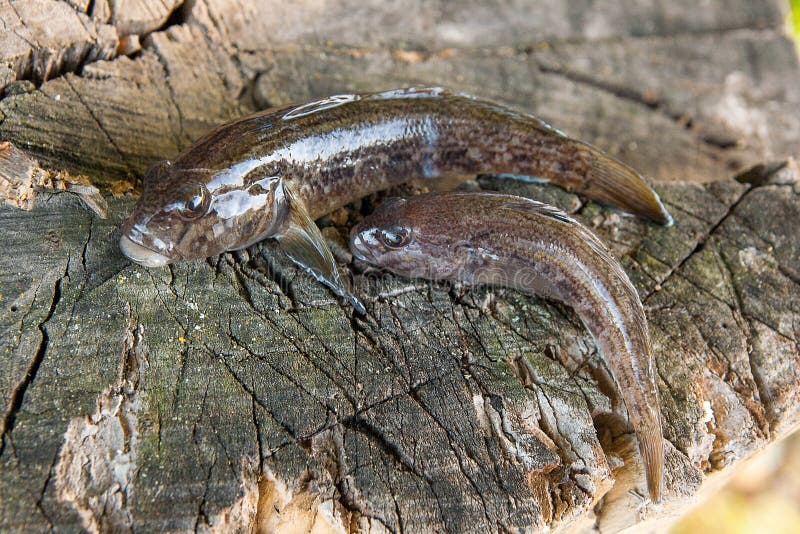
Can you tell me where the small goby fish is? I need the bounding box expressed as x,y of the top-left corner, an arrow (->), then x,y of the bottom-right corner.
350,192 -> 664,501
119,87 -> 672,312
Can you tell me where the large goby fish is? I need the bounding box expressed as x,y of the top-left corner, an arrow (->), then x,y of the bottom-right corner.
350,191 -> 664,501
119,87 -> 672,312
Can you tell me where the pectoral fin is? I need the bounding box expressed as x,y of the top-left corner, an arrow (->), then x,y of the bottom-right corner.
274,183 -> 366,314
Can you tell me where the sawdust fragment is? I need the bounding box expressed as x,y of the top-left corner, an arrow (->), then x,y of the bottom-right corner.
0,141 -> 109,217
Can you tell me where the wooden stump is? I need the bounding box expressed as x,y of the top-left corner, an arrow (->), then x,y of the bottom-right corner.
1,0 -> 799,532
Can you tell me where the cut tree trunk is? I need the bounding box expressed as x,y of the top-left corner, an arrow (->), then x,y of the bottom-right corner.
1,1 -> 799,532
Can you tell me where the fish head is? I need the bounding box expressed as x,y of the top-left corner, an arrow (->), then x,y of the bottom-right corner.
120,158 -> 286,267
350,196 -> 469,280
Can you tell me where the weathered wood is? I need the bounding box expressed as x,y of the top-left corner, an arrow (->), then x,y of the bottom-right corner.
1,0 -> 799,532
0,0 -> 117,89
2,160 -> 799,532
1,1 -> 797,186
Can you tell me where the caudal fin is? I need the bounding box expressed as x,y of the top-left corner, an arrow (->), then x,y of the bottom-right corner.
637,424 -> 665,503
578,143 -> 673,226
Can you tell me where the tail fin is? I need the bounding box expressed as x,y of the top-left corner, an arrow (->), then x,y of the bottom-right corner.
637,423 -> 665,503
577,143 -> 673,226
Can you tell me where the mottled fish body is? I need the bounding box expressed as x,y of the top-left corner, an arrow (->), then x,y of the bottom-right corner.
350,191 -> 664,501
120,87 -> 672,311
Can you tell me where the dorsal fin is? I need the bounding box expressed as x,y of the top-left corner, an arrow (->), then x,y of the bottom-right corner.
282,94 -> 361,120
366,87 -> 449,100
500,198 -> 573,224
498,196 -> 643,315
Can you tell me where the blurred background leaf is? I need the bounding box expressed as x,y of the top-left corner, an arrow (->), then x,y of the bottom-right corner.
672,431 -> 800,534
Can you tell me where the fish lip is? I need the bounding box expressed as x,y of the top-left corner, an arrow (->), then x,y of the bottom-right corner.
119,234 -> 171,267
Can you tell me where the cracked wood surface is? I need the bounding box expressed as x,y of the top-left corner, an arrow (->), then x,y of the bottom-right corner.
1,0 -> 800,532
1,0 -> 798,187
1,163 -> 800,532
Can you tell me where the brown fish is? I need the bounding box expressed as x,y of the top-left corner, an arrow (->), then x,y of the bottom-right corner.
350,192 -> 664,501
119,87 -> 672,312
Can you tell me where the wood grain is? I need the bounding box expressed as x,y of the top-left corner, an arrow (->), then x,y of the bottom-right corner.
0,0 -> 799,531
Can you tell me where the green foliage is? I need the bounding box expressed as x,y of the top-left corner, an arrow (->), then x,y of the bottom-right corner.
791,0 -> 800,46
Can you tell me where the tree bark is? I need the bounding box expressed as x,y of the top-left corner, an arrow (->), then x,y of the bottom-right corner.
1,0 -> 799,532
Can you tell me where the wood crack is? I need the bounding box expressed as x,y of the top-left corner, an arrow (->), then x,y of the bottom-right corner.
1,0 -> 799,526
644,184 -> 754,301
535,61 -> 742,155
0,1 -> 190,92
63,76 -> 137,179
0,261 -> 66,457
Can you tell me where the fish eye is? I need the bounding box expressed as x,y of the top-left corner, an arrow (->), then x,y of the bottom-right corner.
379,226 -> 411,249
177,183 -> 210,220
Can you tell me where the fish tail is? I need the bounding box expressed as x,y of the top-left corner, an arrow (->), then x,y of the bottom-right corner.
635,416 -> 665,503
578,143 -> 673,226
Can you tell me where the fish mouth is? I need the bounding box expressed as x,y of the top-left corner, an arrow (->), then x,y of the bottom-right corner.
119,234 -> 171,267
349,229 -> 375,263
